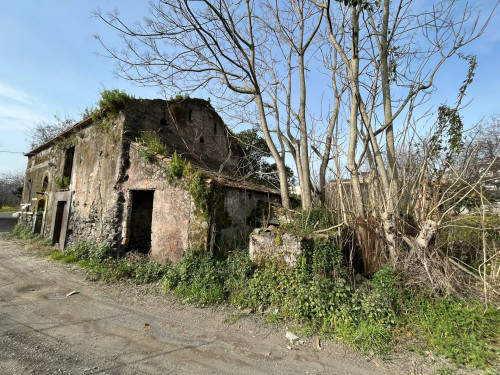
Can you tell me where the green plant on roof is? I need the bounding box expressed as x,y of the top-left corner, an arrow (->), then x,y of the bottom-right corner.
85,89 -> 134,132
97,89 -> 134,117
55,176 -> 70,190
169,93 -> 189,102
137,131 -> 169,162
169,151 -> 187,179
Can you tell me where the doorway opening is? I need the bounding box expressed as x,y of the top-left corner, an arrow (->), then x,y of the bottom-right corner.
33,199 -> 46,234
52,201 -> 67,247
128,190 -> 154,254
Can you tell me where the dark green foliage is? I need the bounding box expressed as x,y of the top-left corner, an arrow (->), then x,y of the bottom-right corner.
404,295 -> 500,369
55,176 -> 70,190
162,252 -> 227,305
282,206 -> 337,236
169,151 -> 187,179
97,89 -> 134,118
188,172 -> 214,217
235,128 -> 295,188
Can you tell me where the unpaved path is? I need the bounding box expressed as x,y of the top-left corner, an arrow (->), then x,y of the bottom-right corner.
0,231 -> 452,375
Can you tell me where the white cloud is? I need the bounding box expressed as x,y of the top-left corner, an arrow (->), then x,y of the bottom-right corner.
0,82 -> 52,132
0,82 -> 34,105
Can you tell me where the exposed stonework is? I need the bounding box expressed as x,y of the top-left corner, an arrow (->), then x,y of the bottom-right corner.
249,230 -> 306,267
20,98 -> 281,263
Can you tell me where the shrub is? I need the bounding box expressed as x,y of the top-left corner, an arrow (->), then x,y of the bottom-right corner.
65,240 -> 109,262
169,151 -> 187,179
97,89 -> 134,118
10,224 -> 34,240
137,131 -> 169,160
132,260 -> 169,284
436,215 -> 500,269
282,206 -> 337,236
55,176 -> 70,190
162,253 -> 226,306
10,224 -> 52,246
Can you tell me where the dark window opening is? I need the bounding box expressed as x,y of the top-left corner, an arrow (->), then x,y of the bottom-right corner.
199,136 -> 205,144
160,117 -> 167,127
188,110 -> 192,122
128,190 -> 154,254
42,176 -> 49,191
213,123 -> 217,134
62,146 -> 75,183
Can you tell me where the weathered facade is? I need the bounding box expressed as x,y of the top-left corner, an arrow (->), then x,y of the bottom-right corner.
21,98 -> 280,263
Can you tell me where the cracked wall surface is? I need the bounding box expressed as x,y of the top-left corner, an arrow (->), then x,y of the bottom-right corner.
21,98 -> 280,263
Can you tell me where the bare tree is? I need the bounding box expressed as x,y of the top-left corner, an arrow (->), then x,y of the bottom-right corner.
0,170 -> 24,208
26,115 -> 75,150
96,1 -> 290,207
312,0 -> 496,272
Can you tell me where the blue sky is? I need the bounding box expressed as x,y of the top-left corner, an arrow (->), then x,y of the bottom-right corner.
0,1 -> 499,174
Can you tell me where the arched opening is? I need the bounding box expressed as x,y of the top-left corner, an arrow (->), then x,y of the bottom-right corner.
42,176 -> 49,192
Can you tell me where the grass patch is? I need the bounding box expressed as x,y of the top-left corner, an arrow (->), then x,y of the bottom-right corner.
404,295 -> 500,370
9,224 -> 52,246
0,205 -> 20,212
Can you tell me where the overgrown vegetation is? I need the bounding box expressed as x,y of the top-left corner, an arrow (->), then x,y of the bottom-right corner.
84,89 -> 134,132
137,131 -> 169,162
281,206 -> 338,236
55,176 -> 70,190
9,224 -> 52,246
169,93 -> 190,102
437,215 -> 500,269
48,240 -> 169,285
9,210 -> 500,371
136,135 -> 221,221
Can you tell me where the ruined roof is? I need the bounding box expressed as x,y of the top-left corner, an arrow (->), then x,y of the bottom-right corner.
24,97 -> 225,157
130,142 -> 281,196
25,116 -> 95,156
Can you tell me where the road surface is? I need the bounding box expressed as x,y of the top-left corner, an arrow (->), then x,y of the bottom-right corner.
0,212 -> 17,233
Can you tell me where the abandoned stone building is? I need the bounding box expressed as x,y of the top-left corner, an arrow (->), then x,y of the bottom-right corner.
20,98 -> 280,263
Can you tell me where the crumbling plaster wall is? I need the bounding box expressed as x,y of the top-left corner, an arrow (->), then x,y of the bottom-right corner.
22,148 -> 57,234
122,99 -> 243,172
123,146 -> 200,264
65,118 -> 126,248
22,98 -> 280,263
22,118 -> 125,248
